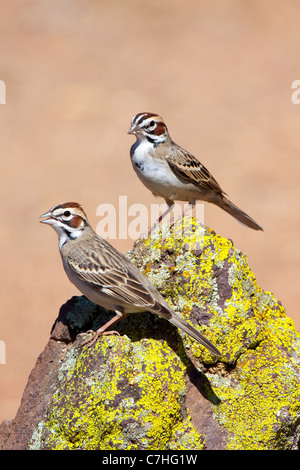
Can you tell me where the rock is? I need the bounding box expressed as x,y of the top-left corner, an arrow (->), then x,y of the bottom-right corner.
1,217 -> 300,450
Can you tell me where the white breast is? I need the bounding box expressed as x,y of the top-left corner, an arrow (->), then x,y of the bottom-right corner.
130,140 -> 201,201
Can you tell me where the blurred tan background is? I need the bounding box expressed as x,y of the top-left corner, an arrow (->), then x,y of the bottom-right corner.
1,0 -> 299,423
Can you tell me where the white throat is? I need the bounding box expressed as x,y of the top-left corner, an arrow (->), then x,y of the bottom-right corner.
55,225 -> 83,250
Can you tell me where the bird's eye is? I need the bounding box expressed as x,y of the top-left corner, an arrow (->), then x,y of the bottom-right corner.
147,120 -> 156,131
63,210 -> 71,218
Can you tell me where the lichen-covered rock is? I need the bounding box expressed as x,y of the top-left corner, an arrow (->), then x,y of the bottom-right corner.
29,333 -> 204,450
1,217 -> 300,450
128,217 -> 300,449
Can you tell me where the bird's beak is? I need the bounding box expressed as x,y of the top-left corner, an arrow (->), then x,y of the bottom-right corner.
39,210 -> 54,225
127,123 -> 137,135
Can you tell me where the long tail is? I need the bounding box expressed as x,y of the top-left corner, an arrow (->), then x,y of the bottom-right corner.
217,196 -> 263,231
168,314 -> 221,356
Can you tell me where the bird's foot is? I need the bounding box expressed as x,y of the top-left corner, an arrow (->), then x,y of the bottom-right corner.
79,328 -> 120,347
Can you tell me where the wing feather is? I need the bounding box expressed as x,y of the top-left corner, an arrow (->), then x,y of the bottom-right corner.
167,145 -> 225,194
66,238 -> 169,312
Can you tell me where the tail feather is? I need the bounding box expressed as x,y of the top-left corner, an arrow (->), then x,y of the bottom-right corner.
150,300 -> 221,356
169,314 -> 221,357
218,196 -> 263,231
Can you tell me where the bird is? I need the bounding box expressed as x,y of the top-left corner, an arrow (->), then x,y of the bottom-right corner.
39,202 -> 221,356
128,112 -> 263,231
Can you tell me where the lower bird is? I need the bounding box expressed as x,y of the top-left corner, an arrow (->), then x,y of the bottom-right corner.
128,112 -> 263,232
40,202 -> 221,356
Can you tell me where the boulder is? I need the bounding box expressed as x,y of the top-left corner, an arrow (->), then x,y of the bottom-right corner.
1,217 -> 299,450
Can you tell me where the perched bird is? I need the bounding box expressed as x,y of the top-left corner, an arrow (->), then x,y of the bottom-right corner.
128,112 -> 263,231
40,202 -> 221,356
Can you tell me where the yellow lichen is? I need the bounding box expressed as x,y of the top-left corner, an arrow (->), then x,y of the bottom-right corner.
29,335 -> 204,450
129,216 -> 300,449
29,216 -> 300,450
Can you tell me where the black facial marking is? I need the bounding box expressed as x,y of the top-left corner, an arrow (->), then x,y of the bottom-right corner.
135,112 -> 158,127
146,135 -> 159,145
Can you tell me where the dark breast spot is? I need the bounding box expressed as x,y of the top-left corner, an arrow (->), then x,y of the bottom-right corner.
135,161 -> 144,171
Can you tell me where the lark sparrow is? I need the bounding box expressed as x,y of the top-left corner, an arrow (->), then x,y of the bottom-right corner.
40,202 -> 221,356
128,112 -> 263,231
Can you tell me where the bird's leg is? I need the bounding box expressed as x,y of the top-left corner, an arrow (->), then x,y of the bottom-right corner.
154,201 -> 197,241
167,200 -> 196,230
146,200 -> 175,237
182,200 -> 195,219
80,308 -> 125,347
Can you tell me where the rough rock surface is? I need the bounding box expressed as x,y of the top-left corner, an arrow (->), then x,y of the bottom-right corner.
1,217 -> 300,450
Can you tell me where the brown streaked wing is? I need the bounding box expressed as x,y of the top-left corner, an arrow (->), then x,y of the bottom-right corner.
167,145 -> 225,194
66,238 -> 165,310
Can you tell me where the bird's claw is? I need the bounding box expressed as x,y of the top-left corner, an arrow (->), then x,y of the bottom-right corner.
78,329 -> 120,347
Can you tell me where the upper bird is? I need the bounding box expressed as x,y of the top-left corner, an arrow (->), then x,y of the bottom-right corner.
128,112 -> 263,231
40,202 -> 221,356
